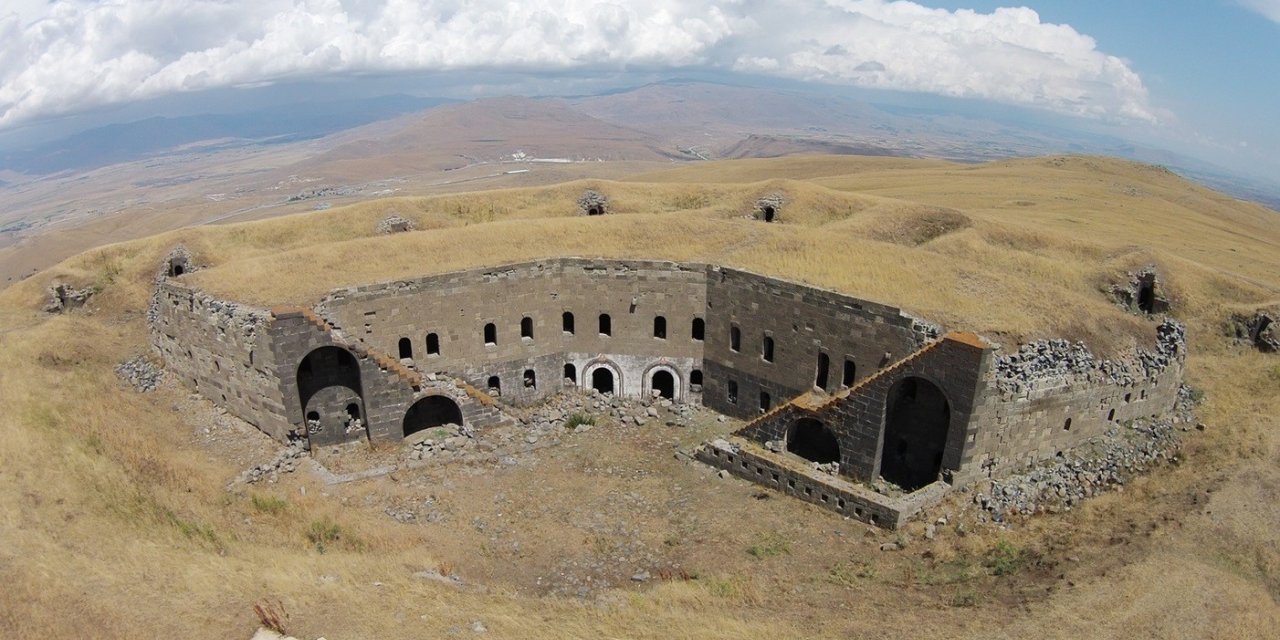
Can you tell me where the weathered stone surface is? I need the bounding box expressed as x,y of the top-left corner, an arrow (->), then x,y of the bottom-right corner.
753,192 -> 786,222
1231,309 -> 1278,353
44,282 -> 94,313
577,190 -> 609,216
375,214 -> 415,234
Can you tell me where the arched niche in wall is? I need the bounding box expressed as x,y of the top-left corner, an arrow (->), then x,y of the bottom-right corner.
296,346 -> 365,446
403,394 -> 464,438
584,359 -> 623,396
786,417 -> 840,464
643,363 -> 681,401
880,376 -> 951,491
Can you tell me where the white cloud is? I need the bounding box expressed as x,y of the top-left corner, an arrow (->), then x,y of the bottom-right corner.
0,0 -> 1161,128
1237,0 -> 1280,23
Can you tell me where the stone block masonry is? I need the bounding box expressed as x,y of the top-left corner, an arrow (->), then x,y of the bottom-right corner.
150,254 -> 1186,527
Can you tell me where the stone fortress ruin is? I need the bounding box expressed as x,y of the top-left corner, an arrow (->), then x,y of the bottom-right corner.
151,241 -> 1187,529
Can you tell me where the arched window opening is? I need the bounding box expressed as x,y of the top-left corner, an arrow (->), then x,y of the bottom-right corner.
730,325 -> 741,352
1063,417 -> 1073,431
762,335 -> 775,363
523,369 -> 537,390
426,333 -> 440,355
487,376 -> 501,396
521,316 -> 534,340
484,323 -> 497,346
564,363 -> 577,385
398,337 -> 413,359
599,314 -> 612,336
402,396 -> 463,438
562,311 -> 575,334
591,367 -> 615,395
690,369 -> 703,389
787,418 -> 840,464
727,380 -> 739,404
653,316 -> 667,339
759,391 -> 772,413
842,358 -> 856,387
815,352 -> 830,389
651,370 -> 676,400
691,317 -> 705,341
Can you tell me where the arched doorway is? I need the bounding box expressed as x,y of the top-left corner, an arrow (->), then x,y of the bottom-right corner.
880,377 -> 951,491
591,368 -> 615,395
403,395 -> 464,438
786,418 -> 840,464
296,346 -> 364,445
651,369 -> 676,399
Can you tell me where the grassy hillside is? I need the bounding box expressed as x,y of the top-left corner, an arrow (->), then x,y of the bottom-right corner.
1,155 -> 1277,639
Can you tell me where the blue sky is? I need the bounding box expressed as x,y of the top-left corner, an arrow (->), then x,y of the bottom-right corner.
0,1 -> 1276,181
928,1 -> 1280,179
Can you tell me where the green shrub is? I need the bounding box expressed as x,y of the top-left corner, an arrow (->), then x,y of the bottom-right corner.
251,494 -> 288,515
565,413 -> 596,430
985,539 -> 1026,576
746,532 -> 790,559
306,517 -> 343,553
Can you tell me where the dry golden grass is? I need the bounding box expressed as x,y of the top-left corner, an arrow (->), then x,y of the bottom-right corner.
1,155 -> 1278,639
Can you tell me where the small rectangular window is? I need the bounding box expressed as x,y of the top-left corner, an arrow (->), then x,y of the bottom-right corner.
727,380 -> 738,404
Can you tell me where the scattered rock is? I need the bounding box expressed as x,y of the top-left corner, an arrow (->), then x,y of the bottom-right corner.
115,355 -> 164,392
235,442 -> 307,485
978,416 -> 1181,523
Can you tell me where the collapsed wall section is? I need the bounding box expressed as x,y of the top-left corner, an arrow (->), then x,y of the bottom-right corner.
961,321 -> 1186,484
151,282 -> 292,440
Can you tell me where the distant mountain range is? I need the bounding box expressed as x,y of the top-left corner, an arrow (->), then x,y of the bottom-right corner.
0,80 -> 1276,286
0,94 -> 454,175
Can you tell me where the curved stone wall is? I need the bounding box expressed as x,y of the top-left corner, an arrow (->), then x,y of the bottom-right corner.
151,255 -> 1185,519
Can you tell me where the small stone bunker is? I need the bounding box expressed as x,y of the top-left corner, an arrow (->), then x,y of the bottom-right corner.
151,257 -> 1186,528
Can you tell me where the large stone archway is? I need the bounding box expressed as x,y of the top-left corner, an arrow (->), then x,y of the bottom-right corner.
403,395 -> 464,438
296,346 -> 365,446
786,417 -> 840,464
880,376 -> 951,491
